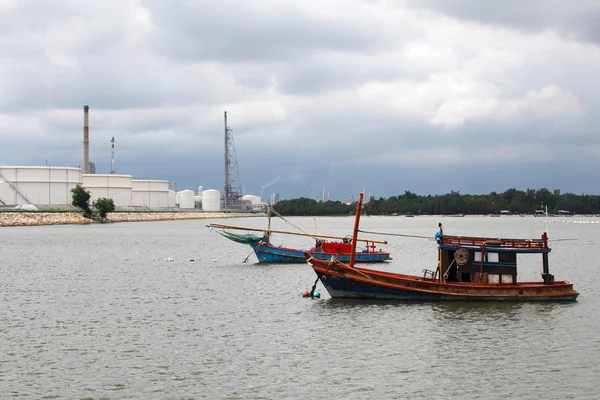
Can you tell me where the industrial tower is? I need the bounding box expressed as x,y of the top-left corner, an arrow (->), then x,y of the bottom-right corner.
223,111 -> 243,211
83,105 -> 90,174
111,137 -> 115,174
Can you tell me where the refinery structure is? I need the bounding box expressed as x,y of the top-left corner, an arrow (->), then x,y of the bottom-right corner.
0,106 -> 266,212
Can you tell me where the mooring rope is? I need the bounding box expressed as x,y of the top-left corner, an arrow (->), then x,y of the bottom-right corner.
309,256 -> 336,297
357,229 -> 435,240
270,207 -> 321,240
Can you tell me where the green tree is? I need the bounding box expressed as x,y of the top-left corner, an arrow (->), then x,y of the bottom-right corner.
93,198 -> 115,219
71,185 -> 91,217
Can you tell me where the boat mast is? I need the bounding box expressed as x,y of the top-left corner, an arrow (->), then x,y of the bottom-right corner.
348,192 -> 364,268
266,202 -> 272,243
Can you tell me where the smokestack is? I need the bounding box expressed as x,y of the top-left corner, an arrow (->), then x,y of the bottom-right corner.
110,136 -> 115,174
83,105 -> 89,174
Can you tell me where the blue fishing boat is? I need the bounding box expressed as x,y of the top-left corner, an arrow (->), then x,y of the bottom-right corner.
207,204 -> 391,263
249,239 -> 390,263
304,192 -> 579,301
208,223 -> 391,263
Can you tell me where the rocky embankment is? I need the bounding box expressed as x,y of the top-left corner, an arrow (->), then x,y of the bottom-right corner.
0,212 -> 92,227
105,212 -> 254,223
0,212 -> 260,227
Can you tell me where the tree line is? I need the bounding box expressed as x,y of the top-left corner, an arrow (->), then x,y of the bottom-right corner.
272,188 -> 600,216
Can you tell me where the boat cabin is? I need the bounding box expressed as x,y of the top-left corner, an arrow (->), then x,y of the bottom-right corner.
319,240 -> 378,254
431,224 -> 554,285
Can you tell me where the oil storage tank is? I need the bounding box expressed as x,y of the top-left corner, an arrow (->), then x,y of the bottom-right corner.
242,194 -> 265,211
82,174 -> 133,207
0,166 -> 83,206
0,181 -> 10,205
132,179 -> 169,208
178,190 -> 195,209
202,189 -> 221,212
168,190 -> 176,208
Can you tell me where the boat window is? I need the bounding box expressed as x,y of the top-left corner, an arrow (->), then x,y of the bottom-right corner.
474,252 -> 499,262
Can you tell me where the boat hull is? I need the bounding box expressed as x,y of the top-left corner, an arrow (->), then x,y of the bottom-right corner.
308,258 -> 579,301
251,243 -> 391,263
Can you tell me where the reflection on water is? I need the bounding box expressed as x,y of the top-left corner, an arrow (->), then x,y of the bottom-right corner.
317,297 -> 433,310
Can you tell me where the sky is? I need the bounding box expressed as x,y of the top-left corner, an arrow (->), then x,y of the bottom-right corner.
1,0 -> 600,201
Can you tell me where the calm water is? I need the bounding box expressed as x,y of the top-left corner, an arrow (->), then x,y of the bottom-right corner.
1,216 -> 598,399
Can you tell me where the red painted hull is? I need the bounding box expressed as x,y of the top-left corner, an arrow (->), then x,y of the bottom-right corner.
306,254 -> 579,301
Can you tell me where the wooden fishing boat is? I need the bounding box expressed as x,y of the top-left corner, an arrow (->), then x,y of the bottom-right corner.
304,193 -> 579,301
207,204 -> 391,263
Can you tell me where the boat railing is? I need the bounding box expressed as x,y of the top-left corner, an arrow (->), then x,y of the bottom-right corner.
441,235 -> 548,250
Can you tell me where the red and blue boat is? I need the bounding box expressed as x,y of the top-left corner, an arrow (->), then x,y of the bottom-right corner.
208,222 -> 391,263
207,203 -> 391,263
250,238 -> 390,263
304,192 -> 579,301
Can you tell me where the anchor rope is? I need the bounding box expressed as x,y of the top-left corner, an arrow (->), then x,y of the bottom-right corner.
309,256 -> 336,297
357,229 -> 435,240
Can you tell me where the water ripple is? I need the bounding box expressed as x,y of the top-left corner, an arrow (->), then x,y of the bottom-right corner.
1,218 -> 598,399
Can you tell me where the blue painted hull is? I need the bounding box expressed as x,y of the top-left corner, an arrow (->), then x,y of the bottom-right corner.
306,260 -> 579,301
315,272 -> 578,301
251,243 -> 391,263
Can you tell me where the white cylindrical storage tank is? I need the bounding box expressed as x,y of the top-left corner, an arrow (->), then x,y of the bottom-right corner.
178,190 -> 195,209
168,190 -> 176,208
131,179 -> 169,208
0,181 -> 10,206
0,166 -> 83,206
242,194 -> 262,209
202,189 -> 221,212
242,194 -> 266,211
83,174 -> 133,207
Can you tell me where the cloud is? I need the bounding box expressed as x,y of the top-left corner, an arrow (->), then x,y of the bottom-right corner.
402,0 -> 600,44
1,0 -> 600,200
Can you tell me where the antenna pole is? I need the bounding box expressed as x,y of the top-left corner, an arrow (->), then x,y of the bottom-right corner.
349,192 -> 365,268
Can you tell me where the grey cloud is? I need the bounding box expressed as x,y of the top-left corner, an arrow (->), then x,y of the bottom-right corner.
404,0 -> 600,44
144,0 -> 380,62
2,1 -> 600,199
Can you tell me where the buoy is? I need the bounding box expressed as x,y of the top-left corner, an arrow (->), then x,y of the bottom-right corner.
312,291 -> 321,298
302,290 -> 310,297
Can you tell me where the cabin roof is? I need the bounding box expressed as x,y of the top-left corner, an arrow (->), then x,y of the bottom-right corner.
440,235 -> 549,251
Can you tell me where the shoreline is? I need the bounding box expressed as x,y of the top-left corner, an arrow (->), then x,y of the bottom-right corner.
0,211 -> 264,227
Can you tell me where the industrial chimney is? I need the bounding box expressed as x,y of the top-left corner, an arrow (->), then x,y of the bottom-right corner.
111,136 -> 115,174
83,105 -> 90,174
